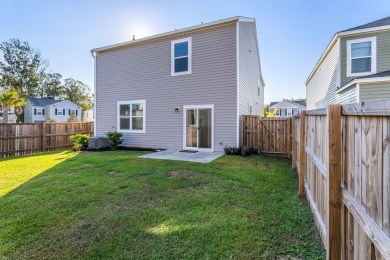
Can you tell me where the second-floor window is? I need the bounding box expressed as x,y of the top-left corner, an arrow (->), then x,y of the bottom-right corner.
171,37 -> 192,76
347,37 -> 376,77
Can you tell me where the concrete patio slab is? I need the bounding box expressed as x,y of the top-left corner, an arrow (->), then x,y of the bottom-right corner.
139,150 -> 224,163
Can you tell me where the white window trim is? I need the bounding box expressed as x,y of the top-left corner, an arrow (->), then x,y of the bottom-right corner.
171,37 -> 192,76
287,108 -> 293,116
347,37 -> 376,77
36,108 -> 43,116
117,100 -> 146,133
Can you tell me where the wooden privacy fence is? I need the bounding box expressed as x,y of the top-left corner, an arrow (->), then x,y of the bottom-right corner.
243,98 -> 390,259
296,100 -> 390,259
0,122 -> 94,158
243,116 -> 291,157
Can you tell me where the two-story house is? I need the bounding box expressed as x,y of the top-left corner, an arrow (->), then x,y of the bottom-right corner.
269,100 -> 306,117
91,16 -> 265,152
24,98 -> 82,123
306,16 -> 390,109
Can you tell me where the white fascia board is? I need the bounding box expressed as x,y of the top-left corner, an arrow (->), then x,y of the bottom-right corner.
336,76 -> 390,93
338,24 -> 390,37
91,16 -> 242,54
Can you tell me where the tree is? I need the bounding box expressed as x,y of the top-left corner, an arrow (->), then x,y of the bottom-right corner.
0,90 -> 26,123
62,78 -> 93,112
40,73 -> 63,99
0,39 -> 46,98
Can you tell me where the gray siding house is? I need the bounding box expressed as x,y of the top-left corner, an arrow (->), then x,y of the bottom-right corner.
306,16 -> 390,109
269,100 -> 306,117
91,16 -> 265,152
24,98 -> 82,123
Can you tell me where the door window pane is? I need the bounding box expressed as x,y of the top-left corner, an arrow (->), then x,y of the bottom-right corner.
186,109 -> 197,148
198,109 -> 211,149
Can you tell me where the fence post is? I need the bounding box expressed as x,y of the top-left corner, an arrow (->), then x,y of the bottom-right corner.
287,118 -> 291,159
326,104 -> 342,259
41,122 -> 46,152
291,116 -> 296,169
299,110 -> 306,197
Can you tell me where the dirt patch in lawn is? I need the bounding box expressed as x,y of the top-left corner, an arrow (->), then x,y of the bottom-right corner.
166,169 -> 197,180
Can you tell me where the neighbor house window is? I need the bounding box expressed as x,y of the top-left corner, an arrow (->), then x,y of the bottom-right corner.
55,108 -> 65,116
117,100 -> 146,133
171,37 -> 192,76
69,109 -> 78,116
287,109 -> 293,116
34,108 -> 44,116
275,109 -> 280,117
347,37 -> 376,77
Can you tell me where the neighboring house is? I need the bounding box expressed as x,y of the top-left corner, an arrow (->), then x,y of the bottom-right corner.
83,108 -> 94,122
269,100 -> 306,117
24,98 -> 82,123
0,106 -> 17,123
91,16 -> 265,152
306,16 -> 390,109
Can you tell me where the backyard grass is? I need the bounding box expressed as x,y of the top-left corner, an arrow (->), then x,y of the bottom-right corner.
0,150 -> 325,259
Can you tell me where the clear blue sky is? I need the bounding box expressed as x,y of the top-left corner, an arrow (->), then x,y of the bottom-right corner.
1,0 -> 389,104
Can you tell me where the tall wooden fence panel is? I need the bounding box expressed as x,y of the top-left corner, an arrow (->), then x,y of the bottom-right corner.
243,116 -> 290,157
244,99 -> 390,259
297,100 -> 390,259
0,122 -> 94,158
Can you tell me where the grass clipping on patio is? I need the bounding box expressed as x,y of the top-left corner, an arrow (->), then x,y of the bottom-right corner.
0,151 -> 325,259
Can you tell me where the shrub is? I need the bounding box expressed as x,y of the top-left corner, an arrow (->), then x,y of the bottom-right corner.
69,134 -> 89,151
45,117 -> 57,123
67,112 -> 78,122
105,131 -> 124,150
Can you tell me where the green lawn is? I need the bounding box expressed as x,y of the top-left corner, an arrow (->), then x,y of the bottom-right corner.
0,150 -> 325,259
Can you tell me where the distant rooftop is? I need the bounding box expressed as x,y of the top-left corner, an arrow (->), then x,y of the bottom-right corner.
28,98 -> 62,107
340,16 -> 390,33
270,100 -> 306,108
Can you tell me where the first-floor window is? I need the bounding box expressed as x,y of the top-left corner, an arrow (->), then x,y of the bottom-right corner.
118,100 -> 146,132
287,109 -> 293,116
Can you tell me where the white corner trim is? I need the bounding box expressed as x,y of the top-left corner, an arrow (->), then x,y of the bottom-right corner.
117,100 -> 146,133
336,76 -> 390,93
171,37 -> 192,76
346,37 -> 377,77
93,52 -> 97,136
236,21 -> 240,147
356,83 -> 360,102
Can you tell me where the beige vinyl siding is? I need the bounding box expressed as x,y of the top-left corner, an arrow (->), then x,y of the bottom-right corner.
359,82 -> 390,102
306,39 -> 340,109
336,86 -> 357,104
238,21 -> 264,145
95,23 -> 238,151
340,31 -> 390,86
